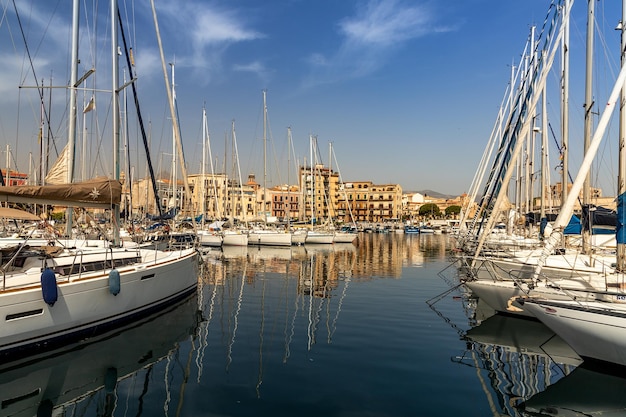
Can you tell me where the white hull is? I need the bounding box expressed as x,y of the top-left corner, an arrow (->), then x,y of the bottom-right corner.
198,230 -> 223,247
522,298 -> 626,367
222,231 -> 248,246
333,232 -> 357,244
0,247 -> 198,357
291,230 -> 307,245
462,253 -> 619,317
248,230 -> 292,246
306,231 -> 334,244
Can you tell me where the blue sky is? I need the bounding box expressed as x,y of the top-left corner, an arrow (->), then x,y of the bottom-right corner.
0,0 -> 623,196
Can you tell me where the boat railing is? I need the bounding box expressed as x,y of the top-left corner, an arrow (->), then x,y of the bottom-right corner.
1,242 -> 31,291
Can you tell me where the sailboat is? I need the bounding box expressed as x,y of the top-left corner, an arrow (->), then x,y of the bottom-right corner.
221,120 -> 249,246
247,90 -> 292,247
500,1 -> 626,367
0,0 -> 198,360
304,135 -> 334,244
330,143 -> 358,243
197,106 -> 223,247
457,0 -> 623,318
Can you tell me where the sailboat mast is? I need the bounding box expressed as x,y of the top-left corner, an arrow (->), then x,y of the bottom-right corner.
201,107 -> 207,227
65,0 -> 80,237
232,120 -> 246,224
540,69 -> 548,220
617,0 -> 626,271
582,0 -> 595,256
170,62 -> 177,214
263,89 -> 268,224
111,0 -> 121,245
561,0 -> 571,206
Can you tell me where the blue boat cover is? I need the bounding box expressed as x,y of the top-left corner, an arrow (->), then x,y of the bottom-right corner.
618,193 -> 626,244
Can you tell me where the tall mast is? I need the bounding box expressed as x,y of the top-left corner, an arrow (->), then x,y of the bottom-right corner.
150,0 -> 194,227
232,120 -> 246,224
201,106 -> 207,227
65,0 -> 80,237
170,62 -> 177,213
582,0 -> 595,256
287,127 -> 292,227
262,89 -> 268,224
540,59 -> 548,220
561,0 -> 571,207
617,0 -> 626,271
111,0 -> 121,245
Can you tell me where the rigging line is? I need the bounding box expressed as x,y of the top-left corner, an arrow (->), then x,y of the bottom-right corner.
11,0 -> 59,161
117,7 -> 163,217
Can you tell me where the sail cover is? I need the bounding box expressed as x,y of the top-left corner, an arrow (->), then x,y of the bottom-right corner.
0,177 -> 121,208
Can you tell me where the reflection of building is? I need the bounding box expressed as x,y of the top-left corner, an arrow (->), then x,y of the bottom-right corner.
352,233 -> 404,278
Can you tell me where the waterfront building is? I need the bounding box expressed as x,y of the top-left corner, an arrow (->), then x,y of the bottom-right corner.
187,173 -> 228,220
299,164 -> 340,224
268,185 -> 301,222
336,181 -> 403,224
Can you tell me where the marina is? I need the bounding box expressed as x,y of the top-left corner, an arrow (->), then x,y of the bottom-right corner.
3,1 -> 626,415
0,232 -> 619,416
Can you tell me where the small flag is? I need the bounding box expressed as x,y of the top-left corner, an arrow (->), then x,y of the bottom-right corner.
83,96 -> 95,113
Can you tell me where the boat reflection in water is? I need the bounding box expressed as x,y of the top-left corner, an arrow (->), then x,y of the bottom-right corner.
0,293 -> 199,417
455,301 -> 581,416
520,365 -> 626,416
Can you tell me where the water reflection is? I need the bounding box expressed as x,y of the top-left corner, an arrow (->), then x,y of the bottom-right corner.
520,365 -> 626,416
0,294 -> 198,417
0,233 -> 461,415
452,296 -> 626,417
205,233 -> 452,279
450,297 -> 581,416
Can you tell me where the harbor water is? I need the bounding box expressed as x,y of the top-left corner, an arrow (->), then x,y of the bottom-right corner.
0,233 -> 616,417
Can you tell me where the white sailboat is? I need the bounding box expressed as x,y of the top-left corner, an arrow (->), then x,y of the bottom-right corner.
515,1 -> 626,367
304,135 -> 334,245
221,120 -> 249,246
197,106 -> 223,247
0,0 -> 198,360
247,90 -> 292,247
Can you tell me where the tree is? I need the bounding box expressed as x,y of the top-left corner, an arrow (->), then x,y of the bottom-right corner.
445,205 -> 461,216
419,203 -> 440,217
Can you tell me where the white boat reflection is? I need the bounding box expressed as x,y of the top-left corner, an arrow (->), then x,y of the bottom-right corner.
465,314 -> 582,367
0,294 -> 199,417
221,244 -> 249,259
456,312 -> 580,416
521,365 -> 626,416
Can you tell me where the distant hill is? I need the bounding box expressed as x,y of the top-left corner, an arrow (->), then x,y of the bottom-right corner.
415,189 -> 456,199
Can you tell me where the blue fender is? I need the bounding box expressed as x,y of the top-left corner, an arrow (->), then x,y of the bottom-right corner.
41,268 -> 57,306
109,268 -> 121,295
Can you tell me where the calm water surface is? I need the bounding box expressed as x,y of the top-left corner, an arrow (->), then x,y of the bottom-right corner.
1,233 -> 611,417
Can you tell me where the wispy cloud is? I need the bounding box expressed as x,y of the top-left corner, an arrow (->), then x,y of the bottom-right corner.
153,0 -> 264,79
303,0 -> 451,88
233,61 -> 272,84
340,0 -> 434,47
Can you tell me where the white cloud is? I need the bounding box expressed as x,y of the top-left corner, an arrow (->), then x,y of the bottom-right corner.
303,0 -> 451,87
339,0 -> 433,47
233,61 -> 271,83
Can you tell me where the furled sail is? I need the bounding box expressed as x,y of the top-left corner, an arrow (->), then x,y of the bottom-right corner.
45,144 -> 69,185
0,177 -> 121,208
